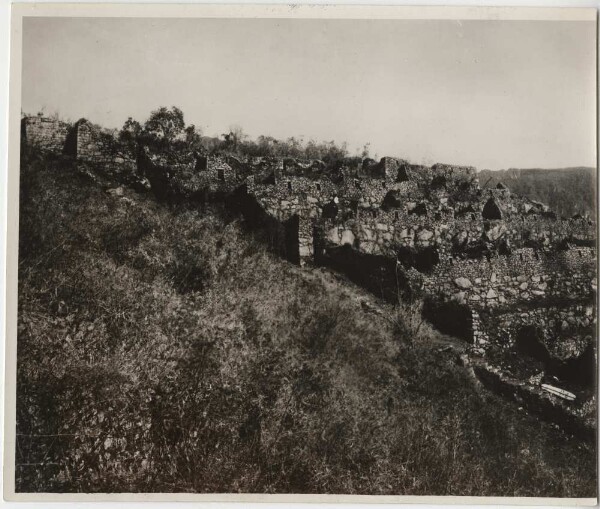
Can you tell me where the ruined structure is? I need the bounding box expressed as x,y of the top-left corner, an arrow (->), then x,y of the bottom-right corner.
21,115 -> 71,153
21,115 -> 597,429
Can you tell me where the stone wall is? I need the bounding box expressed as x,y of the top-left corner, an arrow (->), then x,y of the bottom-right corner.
21,115 -> 597,369
246,175 -> 338,265
423,246 -> 596,309
247,175 -> 337,220
70,119 -> 136,170
22,116 -> 71,153
476,304 -> 595,354
195,156 -> 239,193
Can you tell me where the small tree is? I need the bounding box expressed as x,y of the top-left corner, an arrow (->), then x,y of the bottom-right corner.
361,142 -> 371,159
184,124 -> 202,151
144,106 -> 185,145
118,117 -> 142,150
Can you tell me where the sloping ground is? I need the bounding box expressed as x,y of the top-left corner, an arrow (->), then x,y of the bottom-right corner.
16,148 -> 596,495
479,167 -> 596,218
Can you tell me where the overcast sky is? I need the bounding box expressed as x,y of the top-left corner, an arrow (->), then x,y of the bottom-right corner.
22,17 -> 596,170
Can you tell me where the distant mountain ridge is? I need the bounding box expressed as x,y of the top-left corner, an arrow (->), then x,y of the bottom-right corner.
478,167 -> 596,219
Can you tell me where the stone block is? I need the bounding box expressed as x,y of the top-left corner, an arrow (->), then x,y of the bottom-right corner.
417,229 -> 434,241
486,289 -> 497,299
299,245 -> 312,257
340,229 -> 355,246
455,277 -> 472,289
326,227 -> 340,244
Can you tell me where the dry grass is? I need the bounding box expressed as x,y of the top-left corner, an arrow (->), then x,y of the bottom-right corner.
15,148 -> 597,495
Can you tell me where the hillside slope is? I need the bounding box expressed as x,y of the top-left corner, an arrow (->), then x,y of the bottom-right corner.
478,167 -> 596,218
16,148 -> 596,495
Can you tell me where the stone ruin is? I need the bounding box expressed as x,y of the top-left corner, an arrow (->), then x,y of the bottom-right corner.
21,115 -> 598,433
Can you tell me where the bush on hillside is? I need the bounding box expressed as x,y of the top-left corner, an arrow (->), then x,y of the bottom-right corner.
15,149 -> 597,495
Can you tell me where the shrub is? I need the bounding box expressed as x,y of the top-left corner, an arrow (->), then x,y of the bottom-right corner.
15,148 -> 597,496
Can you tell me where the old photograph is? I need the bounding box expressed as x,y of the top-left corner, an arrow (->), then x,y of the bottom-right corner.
4,4 -> 598,502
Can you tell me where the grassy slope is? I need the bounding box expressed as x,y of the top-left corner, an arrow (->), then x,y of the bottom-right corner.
478,167 -> 596,218
16,149 -> 596,495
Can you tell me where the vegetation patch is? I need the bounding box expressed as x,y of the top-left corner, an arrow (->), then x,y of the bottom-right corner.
16,148 -> 597,495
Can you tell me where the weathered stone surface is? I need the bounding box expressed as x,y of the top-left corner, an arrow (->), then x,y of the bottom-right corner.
299,245 -> 311,257
22,114 -> 597,417
417,229 -> 434,241
485,223 -> 507,241
455,277 -> 472,289
453,291 -> 466,304
107,186 -> 124,196
326,227 -> 340,244
340,229 -> 355,246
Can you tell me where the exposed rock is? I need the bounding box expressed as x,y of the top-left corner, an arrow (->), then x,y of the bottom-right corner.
340,229 -> 355,246
107,186 -> 124,196
486,289 -> 497,299
455,277 -> 472,289
326,227 -> 340,244
453,291 -> 466,304
485,223 -> 507,242
417,229 -> 434,242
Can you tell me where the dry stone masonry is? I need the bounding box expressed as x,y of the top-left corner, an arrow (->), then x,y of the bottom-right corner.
22,115 -> 71,153
21,115 -> 597,423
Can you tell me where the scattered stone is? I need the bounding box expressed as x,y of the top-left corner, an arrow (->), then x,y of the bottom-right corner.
107,186 -> 124,196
